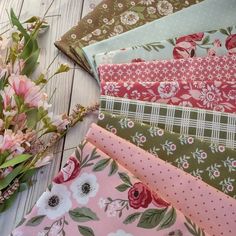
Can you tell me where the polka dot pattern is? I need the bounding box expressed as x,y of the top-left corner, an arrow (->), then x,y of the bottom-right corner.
86,124 -> 236,236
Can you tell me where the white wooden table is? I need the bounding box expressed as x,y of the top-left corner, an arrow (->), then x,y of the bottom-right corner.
0,1 -> 101,235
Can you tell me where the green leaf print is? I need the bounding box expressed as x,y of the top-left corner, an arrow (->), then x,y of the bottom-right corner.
93,158 -> 111,172
157,207 -> 177,231
118,172 -> 132,186
184,217 -> 206,236
109,160 -> 118,176
137,208 -> 167,229
78,225 -> 95,236
26,215 -> 46,226
115,183 -> 130,192
123,212 -> 142,224
69,207 -> 99,222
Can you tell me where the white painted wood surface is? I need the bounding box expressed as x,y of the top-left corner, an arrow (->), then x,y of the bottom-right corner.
0,0 -> 101,235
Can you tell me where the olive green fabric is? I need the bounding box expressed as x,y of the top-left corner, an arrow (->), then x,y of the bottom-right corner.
98,112 -> 236,198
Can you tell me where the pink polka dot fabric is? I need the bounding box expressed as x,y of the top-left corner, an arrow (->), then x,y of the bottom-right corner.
98,54 -> 236,83
86,123 -> 236,236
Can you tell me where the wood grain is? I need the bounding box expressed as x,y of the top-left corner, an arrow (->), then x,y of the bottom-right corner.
0,0 -> 100,235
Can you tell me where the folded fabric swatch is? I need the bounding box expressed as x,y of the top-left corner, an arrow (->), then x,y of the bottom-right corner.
98,112 -> 236,198
100,96 -> 236,149
81,0 -> 236,77
55,0 -> 137,67
12,141 -> 208,236
99,54 -> 236,82
101,80 -> 236,113
94,25 -> 236,67
86,123 -> 236,236
69,0 -> 202,73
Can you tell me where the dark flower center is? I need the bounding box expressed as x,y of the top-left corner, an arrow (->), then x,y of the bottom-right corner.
134,190 -> 139,197
48,195 -> 60,207
82,183 -> 91,194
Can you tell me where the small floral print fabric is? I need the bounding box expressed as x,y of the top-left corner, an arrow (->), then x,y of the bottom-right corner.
100,95 -> 236,149
81,0 -> 236,78
98,54 -> 236,83
68,0 -> 202,73
12,141 -> 208,236
55,0 -> 138,69
101,80 -> 236,113
97,112 -> 236,198
86,124 -> 236,236
94,25 -> 236,68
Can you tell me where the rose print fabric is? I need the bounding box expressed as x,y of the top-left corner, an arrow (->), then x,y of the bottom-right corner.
55,0 -> 138,70
86,124 -> 236,236
94,25 -> 236,68
68,0 -> 202,73
81,0 -> 236,78
100,96 -> 236,149
12,141 -> 208,236
98,54 -> 236,83
101,80 -> 236,113
98,112 -> 236,198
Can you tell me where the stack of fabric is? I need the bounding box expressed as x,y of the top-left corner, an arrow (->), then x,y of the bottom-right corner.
12,0 -> 236,235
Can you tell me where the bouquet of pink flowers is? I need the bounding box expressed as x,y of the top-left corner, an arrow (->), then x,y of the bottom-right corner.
0,9 -> 97,212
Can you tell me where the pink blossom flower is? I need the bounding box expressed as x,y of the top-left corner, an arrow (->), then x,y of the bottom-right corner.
51,114 -> 69,132
9,75 -> 44,108
213,39 -> 222,48
0,86 -> 16,109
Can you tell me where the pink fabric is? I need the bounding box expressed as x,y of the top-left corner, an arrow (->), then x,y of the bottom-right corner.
98,54 -> 236,82
86,123 -> 236,236
12,142 -> 205,236
101,80 -> 236,113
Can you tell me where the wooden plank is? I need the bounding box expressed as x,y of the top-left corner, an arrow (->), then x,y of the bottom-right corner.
0,0 -> 85,235
61,0 -> 102,166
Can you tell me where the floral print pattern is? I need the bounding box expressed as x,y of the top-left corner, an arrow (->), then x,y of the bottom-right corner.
11,141 -> 206,236
101,80 -> 236,113
95,26 -> 236,68
98,112 -> 236,198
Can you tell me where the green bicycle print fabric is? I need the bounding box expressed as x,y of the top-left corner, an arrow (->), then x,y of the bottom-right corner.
97,112 -> 236,198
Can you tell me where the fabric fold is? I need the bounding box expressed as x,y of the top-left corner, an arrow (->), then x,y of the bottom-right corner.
94,25 -> 236,67
81,0 -> 236,77
97,112 -> 236,198
12,140 -> 208,236
100,96 -> 236,149
98,54 -> 236,82
86,123 -> 236,236
101,80 -> 236,113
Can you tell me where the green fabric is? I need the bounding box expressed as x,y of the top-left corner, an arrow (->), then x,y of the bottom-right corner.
98,112 -> 236,198
70,0 -> 203,73
100,96 -> 236,149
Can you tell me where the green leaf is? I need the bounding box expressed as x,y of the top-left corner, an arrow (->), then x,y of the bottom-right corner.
202,35 -> 210,45
21,48 -> 40,76
118,172 -> 132,186
92,158 -> 110,172
137,208 -> 167,229
184,217 -> 206,236
132,6 -> 146,12
54,64 -> 70,75
219,28 -> 229,36
78,225 -> 95,236
0,164 -> 23,190
20,168 -> 36,183
109,160 -> 118,176
26,215 -> 46,226
26,108 -> 40,129
24,16 -> 39,23
0,154 -> 32,169
123,212 -> 142,224
167,38 -> 175,45
69,207 -> 99,222
115,183 -> 130,192
157,207 -> 176,230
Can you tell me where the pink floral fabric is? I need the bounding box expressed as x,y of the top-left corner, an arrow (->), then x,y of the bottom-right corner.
98,54 -> 236,82
101,80 -> 236,113
12,141 -> 207,236
86,124 -> 236,236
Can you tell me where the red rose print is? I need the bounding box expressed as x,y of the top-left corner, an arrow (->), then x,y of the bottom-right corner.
173,33 -> 204,59
128,182 -> 152,209
53,156 -> 80,184
131,58 -> 146,63
225,34 -> 236,54
152,192 -> 170,208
